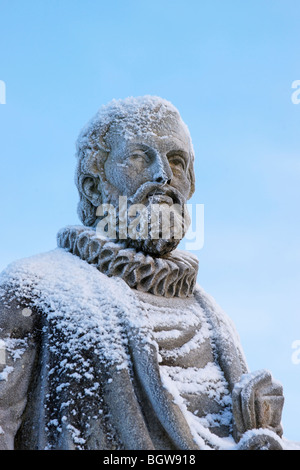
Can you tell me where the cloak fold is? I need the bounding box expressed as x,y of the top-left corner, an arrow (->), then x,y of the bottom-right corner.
0,248 -> 287,450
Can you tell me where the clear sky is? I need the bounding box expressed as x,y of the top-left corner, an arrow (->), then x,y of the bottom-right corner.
0,0 -> 299,442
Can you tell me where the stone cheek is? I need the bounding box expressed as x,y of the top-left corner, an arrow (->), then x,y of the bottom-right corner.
135,291 -> 233,439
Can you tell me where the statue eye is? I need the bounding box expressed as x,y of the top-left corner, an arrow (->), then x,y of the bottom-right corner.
130,151 -> 151,164
168,155 -> 186,171
131,153 -> 144,160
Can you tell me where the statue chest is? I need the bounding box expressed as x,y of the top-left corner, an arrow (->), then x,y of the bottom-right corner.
135,292 -> 233,439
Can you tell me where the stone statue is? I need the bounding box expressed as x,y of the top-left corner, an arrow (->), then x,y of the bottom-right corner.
0,96 -> 291,450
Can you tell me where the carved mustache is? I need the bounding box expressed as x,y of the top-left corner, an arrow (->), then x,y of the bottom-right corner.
128,181 -> 185,206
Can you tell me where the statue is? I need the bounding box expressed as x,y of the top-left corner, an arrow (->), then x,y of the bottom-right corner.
0,96 -> 291,450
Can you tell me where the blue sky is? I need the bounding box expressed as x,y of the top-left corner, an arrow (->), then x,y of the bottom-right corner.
0,0 -> 299,441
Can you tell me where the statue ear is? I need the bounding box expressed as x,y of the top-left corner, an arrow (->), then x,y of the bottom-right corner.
81,175 -> 102,207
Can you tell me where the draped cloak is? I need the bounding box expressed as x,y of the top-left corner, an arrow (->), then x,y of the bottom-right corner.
0,245 -> 289,450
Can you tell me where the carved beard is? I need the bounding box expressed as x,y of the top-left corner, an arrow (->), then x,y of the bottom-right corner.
115,182 -> 191,256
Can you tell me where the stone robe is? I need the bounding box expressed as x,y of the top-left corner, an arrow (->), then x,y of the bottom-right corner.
0,247 -> 288,450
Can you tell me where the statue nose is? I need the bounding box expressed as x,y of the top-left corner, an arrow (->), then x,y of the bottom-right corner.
153,153 -> 173,185
155,175 -> 171,185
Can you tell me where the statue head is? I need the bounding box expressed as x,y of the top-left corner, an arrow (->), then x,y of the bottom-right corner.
75,96 -> 195,255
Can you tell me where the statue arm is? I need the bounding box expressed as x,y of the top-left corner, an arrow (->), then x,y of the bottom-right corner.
0,291 -> 37,450
193,286 -> 285,449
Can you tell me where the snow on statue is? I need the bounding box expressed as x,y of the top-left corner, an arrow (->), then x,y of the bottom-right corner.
0,96 -> 295,450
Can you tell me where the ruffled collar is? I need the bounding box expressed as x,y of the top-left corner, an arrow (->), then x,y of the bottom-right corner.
57,225 -> 199,298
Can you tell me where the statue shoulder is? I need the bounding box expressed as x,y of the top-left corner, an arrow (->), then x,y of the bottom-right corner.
0,260 -> 40,338
193,284 -> 242,342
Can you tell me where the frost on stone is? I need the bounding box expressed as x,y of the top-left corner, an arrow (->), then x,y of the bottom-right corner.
0,336 -> 28,382
0,247 -> 295,450
0,249 -> 138,448
159,363 -> 234,450
0,247 -> 235,448
4,337 -> 28,362
0,366 -> 14,382
76,95 -> 192,150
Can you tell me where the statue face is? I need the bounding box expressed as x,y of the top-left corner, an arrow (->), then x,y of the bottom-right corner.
103,115 -> 192,207
80,106 -> 194,255
94,114 -> 194,255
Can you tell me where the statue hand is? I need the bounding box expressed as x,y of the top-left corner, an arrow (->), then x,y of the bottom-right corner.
235,429 -> 284,450
232,369 -> 284,441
